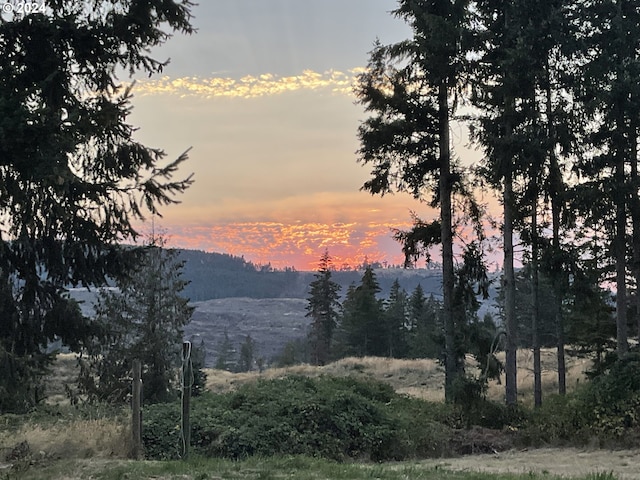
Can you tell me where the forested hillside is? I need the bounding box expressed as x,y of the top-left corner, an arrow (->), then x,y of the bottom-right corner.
177,249 -> 447,301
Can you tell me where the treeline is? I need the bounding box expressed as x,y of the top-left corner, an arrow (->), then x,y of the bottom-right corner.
305,253 -> 501,383
177,249 -> 445,301
177,250 -> 304,300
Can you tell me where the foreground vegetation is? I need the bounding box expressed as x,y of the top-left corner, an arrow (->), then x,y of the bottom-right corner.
2,455 -> 622,480
1,351 -> 639,479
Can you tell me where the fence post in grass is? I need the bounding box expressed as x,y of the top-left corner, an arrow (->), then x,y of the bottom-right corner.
131,359 -> 142,459
181,341 -> 192,459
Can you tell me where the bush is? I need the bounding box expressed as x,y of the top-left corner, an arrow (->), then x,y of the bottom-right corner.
521,352 -> 640,447
577,352 -> 640,439
143,375 -> 453,461
521,393 -> 585,446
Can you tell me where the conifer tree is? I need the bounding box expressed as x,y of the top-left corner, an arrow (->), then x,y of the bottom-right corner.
384,279 -> 409,358
0,1 -> 194,411
338,266 -> 384,357
574,0 -> 640,355
79,235 -> 194,404
407,285 -> 441,359
238,335 -> 256,373
470,0 -> 539,405
306,251 -> 342,365
215,331 -> 236,372
355,0 -> 474,401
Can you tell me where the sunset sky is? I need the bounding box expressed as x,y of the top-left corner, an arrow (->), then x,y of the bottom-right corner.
127,0 -> 484,270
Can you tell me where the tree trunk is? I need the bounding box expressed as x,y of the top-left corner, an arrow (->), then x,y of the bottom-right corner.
439,79 -> 456,402
630,118 -> 640,342
615,152 -> 628,356
613,0 -> 629,357
546,69 -> 566,395
531,190 -> 542,407
504,168 -> 518,406
552,184 -> 567,395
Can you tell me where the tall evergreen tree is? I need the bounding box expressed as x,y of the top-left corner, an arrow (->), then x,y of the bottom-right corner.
79,235 -> 194,404
0,1 -> 194,411
384,279 -> 409,358
338,266 -> 385,357
306,250 -> 342,365
575,0 -> 640,356
238,335 -> 256,373
215,331 -> 236,372
355,0 -> 474,401
471,0 -> 547,404
408,286 -> 441,359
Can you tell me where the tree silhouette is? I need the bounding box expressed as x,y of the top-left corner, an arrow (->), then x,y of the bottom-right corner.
0,1 -> 194,411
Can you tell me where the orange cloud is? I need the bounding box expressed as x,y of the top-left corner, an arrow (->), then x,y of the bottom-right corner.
160,220 -> 415,270
130,69 -> 365,99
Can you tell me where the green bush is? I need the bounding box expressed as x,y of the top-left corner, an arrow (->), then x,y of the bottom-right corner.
521,393 -> 585,445
142,375 -> 452,461
140,401 -> 183,460
521,353 -> 640,447
577,352 -> 640,439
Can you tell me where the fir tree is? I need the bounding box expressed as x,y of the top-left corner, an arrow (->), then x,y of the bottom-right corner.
0,1 -> 194,411
384,279 -> 409,358
215,331 -> 236,372
355,0 -> 479,400
338,266 -> 385,357
306,250 -> 341,365
79,235 -> 194,404
238,335 -> 256,372
408,285 -> 441,359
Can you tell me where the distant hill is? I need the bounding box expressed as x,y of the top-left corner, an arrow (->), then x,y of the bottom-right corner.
177,249 -> 447,301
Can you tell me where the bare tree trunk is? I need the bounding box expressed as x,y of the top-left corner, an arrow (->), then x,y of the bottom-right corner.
439,79 -> 456,402
552,185 -> 567,395
504,169 -> 518,406
631,119 -> 640,343
532,191 -> 542,407
614,1 -> 629,357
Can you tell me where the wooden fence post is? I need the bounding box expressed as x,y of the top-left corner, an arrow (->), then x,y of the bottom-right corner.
132,359 -> 142,459
181,341 -> 192,459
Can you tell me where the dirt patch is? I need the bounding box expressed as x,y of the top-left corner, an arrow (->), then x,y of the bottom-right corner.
450,427 -> 518,455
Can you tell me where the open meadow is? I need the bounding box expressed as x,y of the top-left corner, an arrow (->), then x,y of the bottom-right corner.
1,350 -> 639,480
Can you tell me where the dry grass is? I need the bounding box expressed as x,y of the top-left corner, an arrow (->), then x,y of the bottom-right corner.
205,348 -> 591,404
44,353 -> 79,406
206,356 -> 447,401
0,415 -> 132,460
486,348 -> 591,405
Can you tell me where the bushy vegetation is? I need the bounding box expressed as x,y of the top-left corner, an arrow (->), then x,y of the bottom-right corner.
143,375 -> 458,461
143,353 -> 640,462
521,352 -> 640,446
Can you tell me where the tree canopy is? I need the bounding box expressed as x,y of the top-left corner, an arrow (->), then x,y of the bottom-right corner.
0,1 -> 194,411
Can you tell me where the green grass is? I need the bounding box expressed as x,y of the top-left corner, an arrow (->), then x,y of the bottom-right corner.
5,455 -> 618,480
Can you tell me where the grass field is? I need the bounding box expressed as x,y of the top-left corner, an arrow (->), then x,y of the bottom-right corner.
2,453 -> 628,480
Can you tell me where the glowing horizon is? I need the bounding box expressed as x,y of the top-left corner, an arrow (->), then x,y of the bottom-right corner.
151,219 -> 417,271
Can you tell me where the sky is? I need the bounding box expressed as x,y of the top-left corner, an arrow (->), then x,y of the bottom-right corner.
127,0 -> 482,271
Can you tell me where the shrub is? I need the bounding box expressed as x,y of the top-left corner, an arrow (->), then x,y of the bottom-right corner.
521,352 -> 640,447
141,401 -> 183,460
143,375 -> 453,461
576,352 -> 640,440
